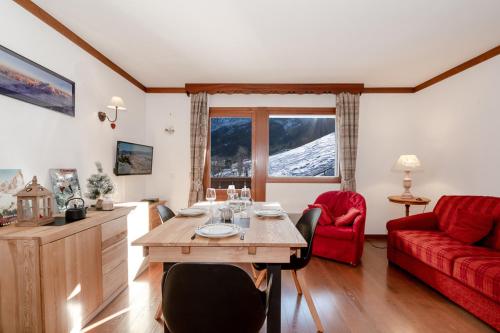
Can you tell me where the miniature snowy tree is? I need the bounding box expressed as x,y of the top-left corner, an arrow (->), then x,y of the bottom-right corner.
86,162 -> 114,200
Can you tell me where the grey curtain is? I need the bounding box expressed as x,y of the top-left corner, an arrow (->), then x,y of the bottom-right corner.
188,92 -> 208,206
337,92 -> 360,192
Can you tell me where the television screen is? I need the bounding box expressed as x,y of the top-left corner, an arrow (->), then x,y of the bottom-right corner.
115,141 -> 153,176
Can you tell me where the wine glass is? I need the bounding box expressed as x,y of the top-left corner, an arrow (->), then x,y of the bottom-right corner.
240,186 -> 251,216
227,185 -> 236,201
206,188 -> 216,223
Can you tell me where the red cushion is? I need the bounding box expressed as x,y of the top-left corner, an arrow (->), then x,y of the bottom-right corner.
453,256 -> 500,302
315,225 -> 354,240
390,230 -> 499,275
303,204 -> 333,226
334,207 -> 361,226
446,209 -> 494,244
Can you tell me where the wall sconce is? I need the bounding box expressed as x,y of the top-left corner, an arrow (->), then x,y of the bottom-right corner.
98,96 -> 126,129
164,126 -> 175,134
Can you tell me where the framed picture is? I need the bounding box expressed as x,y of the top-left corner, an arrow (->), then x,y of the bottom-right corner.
0,169 -> 24,226
0,44 -> 75,116
49,169 -> 82,212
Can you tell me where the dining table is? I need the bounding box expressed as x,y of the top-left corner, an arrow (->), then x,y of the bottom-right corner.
132,202 -> 307,333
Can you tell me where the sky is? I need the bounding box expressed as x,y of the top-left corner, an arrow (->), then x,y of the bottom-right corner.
0,47 -> 73,94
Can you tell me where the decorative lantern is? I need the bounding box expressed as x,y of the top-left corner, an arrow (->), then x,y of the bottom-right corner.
15,176 -> 54,227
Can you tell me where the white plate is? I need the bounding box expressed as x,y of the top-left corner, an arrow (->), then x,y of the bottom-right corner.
254,209 -> 284,217
178,208 -> 207,217
195,223 -> 241,238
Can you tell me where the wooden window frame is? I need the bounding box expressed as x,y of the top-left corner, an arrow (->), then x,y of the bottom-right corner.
204,107 -> 340,201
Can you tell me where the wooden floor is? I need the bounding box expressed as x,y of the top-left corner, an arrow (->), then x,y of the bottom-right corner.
84,240 -> 495,333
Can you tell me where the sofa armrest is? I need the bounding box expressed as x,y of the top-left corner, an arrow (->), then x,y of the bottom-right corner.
386,212 -> 438,232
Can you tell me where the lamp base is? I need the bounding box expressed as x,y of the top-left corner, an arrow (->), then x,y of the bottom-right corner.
401,171 -> 413,199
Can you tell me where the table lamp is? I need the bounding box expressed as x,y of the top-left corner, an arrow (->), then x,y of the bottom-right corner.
393,154 -> 421,199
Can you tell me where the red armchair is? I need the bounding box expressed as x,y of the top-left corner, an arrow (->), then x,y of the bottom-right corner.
312,191 -> 367,266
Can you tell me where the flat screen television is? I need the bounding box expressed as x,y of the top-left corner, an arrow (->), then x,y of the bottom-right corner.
114,141 -> 153,176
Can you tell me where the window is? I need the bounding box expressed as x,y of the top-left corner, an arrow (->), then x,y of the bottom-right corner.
210,117 -> 253,189
268,115 -> 336,177
205,108 -> 338,201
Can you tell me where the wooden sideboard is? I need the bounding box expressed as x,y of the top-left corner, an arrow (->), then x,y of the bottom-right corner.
0,208 -> 132,333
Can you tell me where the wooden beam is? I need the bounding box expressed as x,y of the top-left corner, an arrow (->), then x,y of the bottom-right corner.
145,87 -> 186,93
13,0 -> 146,92
363,87 -> 415,93
185,83 -> 365,95
414,45 -> 500,92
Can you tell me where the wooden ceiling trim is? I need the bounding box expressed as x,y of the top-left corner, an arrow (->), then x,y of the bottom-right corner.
145,87 -> 187,93
13,0 -> 146,92
414,45 -> 500,92
185,83 -> 365,95
362,87 -> 415,93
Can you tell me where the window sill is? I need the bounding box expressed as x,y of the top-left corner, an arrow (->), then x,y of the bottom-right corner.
266,176 -> 341,184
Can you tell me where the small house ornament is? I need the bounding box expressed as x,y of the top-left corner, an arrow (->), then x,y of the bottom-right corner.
15,176 -> 54,227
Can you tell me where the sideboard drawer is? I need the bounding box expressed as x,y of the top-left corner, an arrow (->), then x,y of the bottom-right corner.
102,260 -> 128,300
101,216 -> 127,250
102,237 -> 128,275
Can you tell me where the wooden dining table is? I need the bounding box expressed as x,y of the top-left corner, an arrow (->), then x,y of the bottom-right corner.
132,202 -> 307,333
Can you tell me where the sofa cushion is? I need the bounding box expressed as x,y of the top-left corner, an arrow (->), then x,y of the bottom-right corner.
390,230 -> 499,275
334,207 -> 361,227
304,203 -> 333,226
446,209 -> 494,244
433,196 -> 500,234
315,225 -> 354,240
453,256 -> 500,302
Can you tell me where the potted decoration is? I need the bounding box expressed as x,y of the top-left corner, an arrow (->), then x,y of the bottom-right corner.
86,162 -> 115,210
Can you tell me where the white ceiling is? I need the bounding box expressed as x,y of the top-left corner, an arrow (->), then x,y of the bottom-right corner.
33,0 -> 500,87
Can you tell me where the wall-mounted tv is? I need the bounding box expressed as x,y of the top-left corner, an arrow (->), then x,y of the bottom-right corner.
114,141 -> 153,176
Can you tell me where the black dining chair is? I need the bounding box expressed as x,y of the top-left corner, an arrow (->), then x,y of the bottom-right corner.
253,207 -> 324,332
157,204 -> 176,223
154,204 -> 176,321
162,263 -> 272,333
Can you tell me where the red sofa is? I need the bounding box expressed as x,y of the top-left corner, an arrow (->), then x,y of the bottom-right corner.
312,191 -> 366,266
387,195 -> 500,330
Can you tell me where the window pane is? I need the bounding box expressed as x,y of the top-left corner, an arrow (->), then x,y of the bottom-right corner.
210,117 -> 252,189
268,115 -> 335,177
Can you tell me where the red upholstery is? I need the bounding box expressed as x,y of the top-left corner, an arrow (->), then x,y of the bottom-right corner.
453,256 -> 500,302
387,195 -> 500,330
390,230 -> 499,275
311,191 -> 366,265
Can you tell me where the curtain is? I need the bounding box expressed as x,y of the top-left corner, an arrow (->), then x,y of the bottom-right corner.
336,92 -> 360,192
188,92 -> 208,206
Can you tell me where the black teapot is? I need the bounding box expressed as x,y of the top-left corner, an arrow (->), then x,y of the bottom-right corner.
65,198 -> 87,222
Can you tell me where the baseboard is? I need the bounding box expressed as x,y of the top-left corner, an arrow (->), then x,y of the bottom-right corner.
365,234 -> 387,240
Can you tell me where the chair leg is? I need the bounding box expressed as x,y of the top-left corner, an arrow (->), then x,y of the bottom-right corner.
255,269 -> 267,288
291,270 -> 303,295
296,271 -> 324,333
250,264 -> 258,279
154,301 -> 163,322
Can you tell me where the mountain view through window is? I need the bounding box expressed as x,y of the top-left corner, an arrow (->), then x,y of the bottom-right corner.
268,115 -> 335,177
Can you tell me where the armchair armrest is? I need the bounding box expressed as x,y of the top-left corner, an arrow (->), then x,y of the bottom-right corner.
386,212 -> 438,232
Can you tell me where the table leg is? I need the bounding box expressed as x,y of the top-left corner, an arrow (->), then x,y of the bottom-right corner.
405,204 -> 410,217
267,264 -> 282,333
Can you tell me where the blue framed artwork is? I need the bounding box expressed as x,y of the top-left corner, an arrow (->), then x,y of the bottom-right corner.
0,44 -> 75,116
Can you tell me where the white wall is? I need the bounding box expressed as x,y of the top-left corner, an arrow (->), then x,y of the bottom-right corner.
0,2 -> 147,203
145,57 -> 500,234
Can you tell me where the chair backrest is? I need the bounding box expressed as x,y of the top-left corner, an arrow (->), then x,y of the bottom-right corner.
156,204 -> 175,223
162,263 -> 267,333
314,190 -> 366,218
293,207 -> 321,269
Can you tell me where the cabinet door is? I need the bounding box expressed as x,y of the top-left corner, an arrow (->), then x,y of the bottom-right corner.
40,226 -> 103,332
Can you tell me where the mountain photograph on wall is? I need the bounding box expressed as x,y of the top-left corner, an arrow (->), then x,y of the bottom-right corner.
0,44 -> 75,116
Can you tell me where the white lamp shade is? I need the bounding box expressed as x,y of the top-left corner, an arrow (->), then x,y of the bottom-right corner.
393,154 -> 422,171
107,96 -> 126,110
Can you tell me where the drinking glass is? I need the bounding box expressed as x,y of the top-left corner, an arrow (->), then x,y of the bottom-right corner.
227,185 -> 236,201
206,188 -> 216,223
240,186 -> 251,217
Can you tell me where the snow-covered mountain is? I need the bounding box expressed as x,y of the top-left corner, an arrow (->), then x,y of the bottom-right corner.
268,133 -> 336,176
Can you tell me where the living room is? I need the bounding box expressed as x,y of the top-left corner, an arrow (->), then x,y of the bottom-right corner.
0,1 -> 498,332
